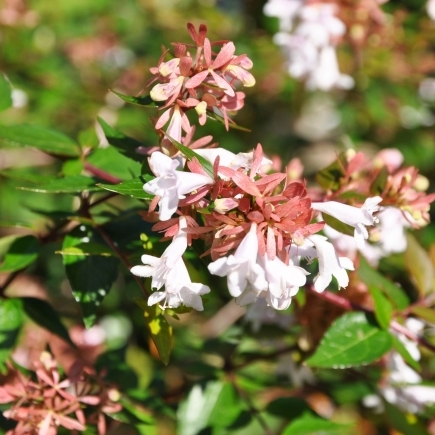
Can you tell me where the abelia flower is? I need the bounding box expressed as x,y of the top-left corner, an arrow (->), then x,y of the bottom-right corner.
131,217 -> 210,310
311,197 -> 382,249
259,254 -> 308,310
208,223 -> 267,298
291,235 -> 354,292
143,151 -> 213,221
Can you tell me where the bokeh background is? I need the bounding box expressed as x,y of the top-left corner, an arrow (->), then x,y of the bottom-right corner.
1,0 -> 435,434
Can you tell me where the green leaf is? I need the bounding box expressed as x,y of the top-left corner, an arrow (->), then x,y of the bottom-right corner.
17,175 -> 101,193
316,153 -> 346,191
86,146 -> 142,179
62,159 -> 84,176
0,299 -> 23,371
384,402 -> 429,435
56,242 -> 114,256
370,165 -> 388,196
282,412 -> 351,435
368,285 -> 394,329
165,136 -> 214,179
0,124 -> 80,156
266,397 -> 310,420
97,117 -> 147,163
0,235 -> 40,273
305,312 -> 393,368
405,233 -> 434,296
410,306 -> 435,324
135,299 -> 173,365
177,381 -> 242,435
21,297 -> 74,346
0,167 -> 53,184
110,89 -> 161,108
98,177 -> 154,200
0,74 -> 12,112
205,111 -> 251,132
115,397 -> 155,425
358,257 -> 409,310
63,226 -> 119,328
322,213 -> 354,237
390,333 -> 421,372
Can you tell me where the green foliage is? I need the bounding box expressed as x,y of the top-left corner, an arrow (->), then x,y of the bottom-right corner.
0,299 -> 23,372
98,177 -> 154,200
282,412 -> 351,435
135,299 -> 173,366
0,235 -> 40,273
0,124 -> 80,156
0,74 -> 12,112
62,225 -> 120,328
306,312 -> 393,368
21,297 -> 74,346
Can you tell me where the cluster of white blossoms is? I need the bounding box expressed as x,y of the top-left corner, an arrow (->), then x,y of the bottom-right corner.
264,0 -> 354,91
131,146 -> 383,312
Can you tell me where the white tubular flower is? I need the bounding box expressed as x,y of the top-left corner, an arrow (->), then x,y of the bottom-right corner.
195,148 -> 272,173
131,217 -> 210,311
144,152 -> 213,221
208,223 -> 267,298
258,254 -> 308,310
311,197 -> 382,250
307,235 -> 354,292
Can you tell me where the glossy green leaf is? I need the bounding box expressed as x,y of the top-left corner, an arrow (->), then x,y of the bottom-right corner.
110,89 -> 160,108
178,381 -> 242,435
390,334 -> 421,371
135,299 -> 173,365
0,124 -> 80,156
63,226 -> 119,328
56,242 -> 113,256
322,213 -> 354,237
316,153 -> 346,191
98,177 -> 154,200
306,312 -> 393,368
98,117 -> 147,162
282,412 -> 351,435
0,74 -> 12,112
405,233 -> 434,296
0,299 -> 23,372
21,297 -> 74,346
166,136 -> 214,179
0,167 -> 53,184
370,165 -> 388,195
410,306 -> 435,324
17,175 -> 101,193
62,159 -> 84,176
368,285 -> 394,329
86,146 -> 142,179
0,235 -> 40,273
358,257 -> 409,310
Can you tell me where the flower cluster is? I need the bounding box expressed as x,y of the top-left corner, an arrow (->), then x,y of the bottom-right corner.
0,352 -> 121,435
131,23 -> 434,314
316,148 -> 435,265
145,23 -> 255,155
264,0 -> 354,91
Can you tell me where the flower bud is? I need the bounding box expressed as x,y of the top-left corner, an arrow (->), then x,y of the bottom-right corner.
214,198 -> 239,214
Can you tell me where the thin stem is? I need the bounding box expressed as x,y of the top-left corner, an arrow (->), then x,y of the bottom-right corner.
308,287 -> 435,354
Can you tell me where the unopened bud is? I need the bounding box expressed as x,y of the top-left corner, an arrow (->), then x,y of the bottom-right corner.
195,101 -> 207,116
414,175 -> 429,192
214,198 -> 238,214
